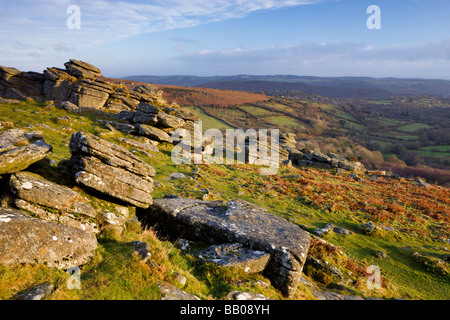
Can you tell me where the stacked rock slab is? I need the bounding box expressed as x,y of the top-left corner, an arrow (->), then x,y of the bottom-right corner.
139,196 -> 311,298
9,171 -> 99,233
69,132 -> 156,208
0,66 -> 44,101
0,129 -> 52,175
69,79 -> 113,110
43,67 -> 76,101
64,59 -> 102,79
0,208 -> 97,269
279,132 -> 365,172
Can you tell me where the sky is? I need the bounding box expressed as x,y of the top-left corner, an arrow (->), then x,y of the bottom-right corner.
1,0 -> 450,79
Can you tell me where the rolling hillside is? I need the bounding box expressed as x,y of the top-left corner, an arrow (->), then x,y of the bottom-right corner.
128,81 -> 450,186
124,75 -> 450,98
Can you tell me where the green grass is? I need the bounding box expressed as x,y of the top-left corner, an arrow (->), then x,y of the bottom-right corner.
421,145 -> 450,152
238,105 -> 277,117
397,123 -> 432,133
346,122 -> 366,132
185,106 -> 234,131
416,150 -> 450,158
261,102 -> 297,113
265,115 -> 307,128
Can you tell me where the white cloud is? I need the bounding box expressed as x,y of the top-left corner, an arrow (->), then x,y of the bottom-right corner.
0,0 -> 322,70
174,39 -> 450,78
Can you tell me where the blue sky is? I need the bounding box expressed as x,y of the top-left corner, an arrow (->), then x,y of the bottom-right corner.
1,0 -> 450,79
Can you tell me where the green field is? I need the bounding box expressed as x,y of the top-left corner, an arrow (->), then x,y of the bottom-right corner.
261,102 -> 296,113
186,106 -> 234,131
421,145 -> 450,152
265,115 -> 307,128
398,123 -> 432,133
416,149 -> 450,158
238,105 -> 277,117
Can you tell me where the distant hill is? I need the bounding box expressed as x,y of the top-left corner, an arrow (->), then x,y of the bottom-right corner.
123,74 -> 450,98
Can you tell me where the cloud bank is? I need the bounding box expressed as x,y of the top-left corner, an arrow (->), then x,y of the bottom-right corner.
0,0 -> 321,69
174,39 -> 450,78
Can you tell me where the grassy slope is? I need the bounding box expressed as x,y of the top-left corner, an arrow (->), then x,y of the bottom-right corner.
0,100 -> 449,300
154,83 -> 448,172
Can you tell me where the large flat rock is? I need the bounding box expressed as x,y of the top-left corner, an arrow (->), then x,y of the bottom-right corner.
0,129 -> 52,175
139,196 -> 311,297
0,208 -> 97,269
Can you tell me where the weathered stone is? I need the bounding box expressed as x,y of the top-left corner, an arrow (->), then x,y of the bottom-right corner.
415,178 -> 431,188
308,152 -> 331,163
0,67 -> 45,101
163,107 -> 200,122
156,112 -> 185,129
133,84 -> 161,97
12,282 -> 54,300
195,243 -> 270,273
70,132 -> 155,178
69,59 -> 101,74
100,211 -> 126,226
69,80 -> 112,110
376,251 -> 390,260
61,100 -> 81,113
139,197 -> 311,297
133,102 -> 160,125
176,238 -> 193,251
43,67 -> 71,81
119,137 -> 159,154
313,223 -> 334,237
225,291 -> 272,300
64,59 -> 102,79
339,160 -> 365,172
168,172 -> 187,180
158,282 -> 200,300
98,120 -> 138,135
104,100 -> 132,113
0,129 -> 52,175
43,79 -> 74,101
129,240 -> 151,262
9,171 -> 98,233
359,221 -> 377,235
333,226 -> 352,235
69,132 -> 155,208
72,155 -> 154,208
14,198 -> 99,234
173,272 -> 187,287
0,208 -> 97,269
109,91 -> 140,110
320,291 -> 364,300
0,98 -> 20,104
138,124 -> 173,143
0,66 -> 22,85
348,173 -> 361,181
